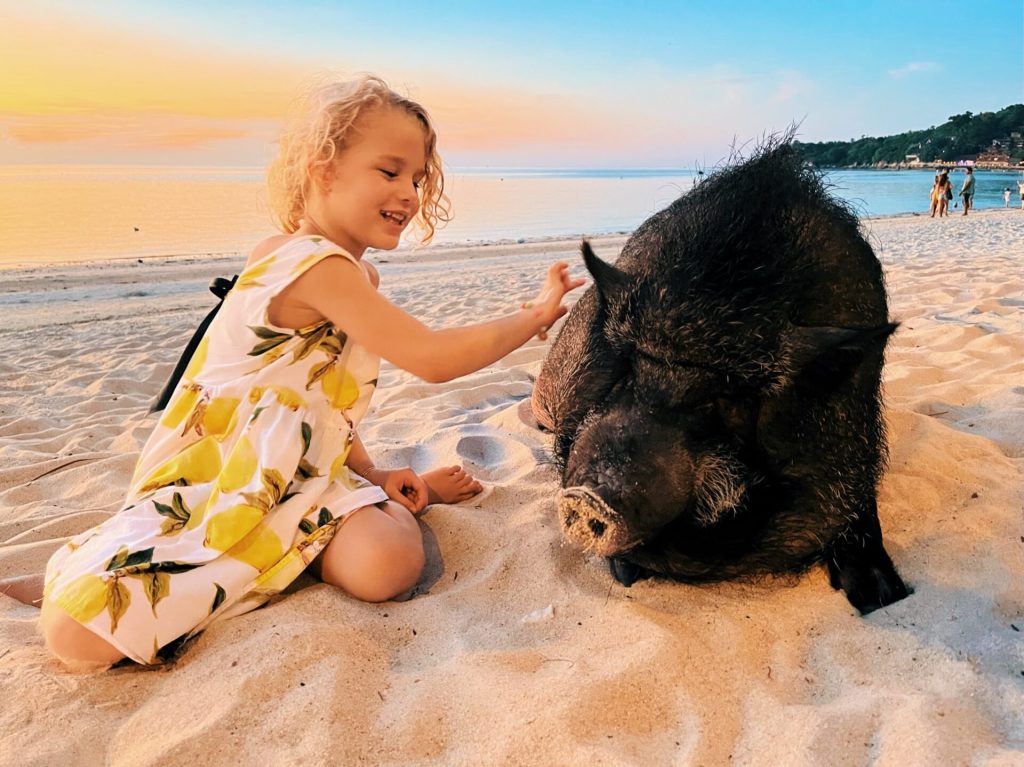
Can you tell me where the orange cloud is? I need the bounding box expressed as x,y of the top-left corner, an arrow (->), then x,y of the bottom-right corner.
0,7 -> 304,121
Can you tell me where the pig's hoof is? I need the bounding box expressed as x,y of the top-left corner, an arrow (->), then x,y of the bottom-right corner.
828,555 -> 911,615
559,487 -> 635,557
609,558 -> 651,587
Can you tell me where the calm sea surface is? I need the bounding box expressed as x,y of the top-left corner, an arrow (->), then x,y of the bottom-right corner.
1,165 -> 1020,266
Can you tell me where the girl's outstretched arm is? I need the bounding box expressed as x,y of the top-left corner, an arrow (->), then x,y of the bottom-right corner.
292,258 -> 584,383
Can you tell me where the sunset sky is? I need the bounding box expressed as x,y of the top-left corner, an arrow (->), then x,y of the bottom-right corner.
2,0 -> 1020,168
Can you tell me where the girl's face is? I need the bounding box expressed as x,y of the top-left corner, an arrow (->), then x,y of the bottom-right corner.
315,106 -> 428,256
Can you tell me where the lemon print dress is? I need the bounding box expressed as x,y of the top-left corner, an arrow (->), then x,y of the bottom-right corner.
44,236 -> 388,664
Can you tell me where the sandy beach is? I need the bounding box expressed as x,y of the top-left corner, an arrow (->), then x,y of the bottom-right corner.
0,211 -> 1021,765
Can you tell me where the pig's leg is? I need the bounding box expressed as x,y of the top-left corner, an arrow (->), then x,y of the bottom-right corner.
739,477 -> 910,613
826,498 -> 910,614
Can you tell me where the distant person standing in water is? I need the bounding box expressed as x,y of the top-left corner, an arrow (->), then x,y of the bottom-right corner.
1005,187 -> 1012,208
960,167 -> 976,216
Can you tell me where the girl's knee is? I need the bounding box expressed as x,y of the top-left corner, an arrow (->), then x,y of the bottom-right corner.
324,537 -> 425,603
319,506 -> 425,603
40,600 -> 124,668
355,539 -> 425,602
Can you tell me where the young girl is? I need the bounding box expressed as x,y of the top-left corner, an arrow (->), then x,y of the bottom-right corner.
25,74 -> 584,668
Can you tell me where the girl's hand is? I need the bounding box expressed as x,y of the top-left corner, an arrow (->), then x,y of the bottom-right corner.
364,467 -> 429,514
528,262 -> 587,336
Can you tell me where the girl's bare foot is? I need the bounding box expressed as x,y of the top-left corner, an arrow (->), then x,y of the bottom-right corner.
423,466 -> 483,505
0,573 -> 46,607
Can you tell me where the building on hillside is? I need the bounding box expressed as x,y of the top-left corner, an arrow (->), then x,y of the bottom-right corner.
975,150 -> 1012,168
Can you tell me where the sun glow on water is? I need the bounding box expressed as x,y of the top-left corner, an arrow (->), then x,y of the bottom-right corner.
2,166 -> 1019,266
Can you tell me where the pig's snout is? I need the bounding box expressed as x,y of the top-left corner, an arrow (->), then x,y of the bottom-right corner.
559,486 -> 636,557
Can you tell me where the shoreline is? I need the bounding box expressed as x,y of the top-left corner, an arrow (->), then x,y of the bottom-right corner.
0,231 -> 633,274
2,210 -> 1020,336
0,207 -> 1018,273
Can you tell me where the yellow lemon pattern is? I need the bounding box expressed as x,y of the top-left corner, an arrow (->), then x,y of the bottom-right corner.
319,363 -> 361,410
235,258 -> 272,290
54,574 -> 110,625
205,504 -> 265,551
227,521 -> 285,572
138,436 -> 223,494
43,236 -> 388,665
217,437 -> 258,494
183,336 -> 210,380
160,383 -> 202,430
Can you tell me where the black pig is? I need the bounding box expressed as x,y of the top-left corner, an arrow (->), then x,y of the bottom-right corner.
532,142 -> 909,614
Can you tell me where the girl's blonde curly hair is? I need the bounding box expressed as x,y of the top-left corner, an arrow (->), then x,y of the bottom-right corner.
268,74 -> 451,243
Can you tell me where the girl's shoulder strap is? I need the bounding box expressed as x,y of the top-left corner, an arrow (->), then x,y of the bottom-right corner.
234,235 -> 368,292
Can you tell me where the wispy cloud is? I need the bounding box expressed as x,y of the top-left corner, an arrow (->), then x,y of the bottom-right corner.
888,61 -> 942,78
771,70 -> 815,104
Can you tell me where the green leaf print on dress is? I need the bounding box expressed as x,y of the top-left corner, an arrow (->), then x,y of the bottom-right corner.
133,571 -> 171,616
154,492 -> 193,536
106,545 -> 154,570
247,326 -> 294,357
106,578 -> 131,633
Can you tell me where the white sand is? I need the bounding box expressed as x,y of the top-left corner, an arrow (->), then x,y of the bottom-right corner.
1,214 -> 1021,765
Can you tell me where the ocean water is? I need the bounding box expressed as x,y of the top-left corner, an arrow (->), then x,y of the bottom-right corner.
1,165 -> 1020,266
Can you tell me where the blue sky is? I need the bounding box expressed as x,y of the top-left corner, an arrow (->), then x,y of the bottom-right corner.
2,0 -> 1021,166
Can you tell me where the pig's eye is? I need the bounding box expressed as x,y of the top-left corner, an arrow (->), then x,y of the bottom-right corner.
684,405 -> 722,439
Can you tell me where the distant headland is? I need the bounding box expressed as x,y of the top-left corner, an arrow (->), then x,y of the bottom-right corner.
794,105 -> 1024,169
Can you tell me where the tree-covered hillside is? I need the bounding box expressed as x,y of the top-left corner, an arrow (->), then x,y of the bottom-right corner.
794,105 -> 1024,166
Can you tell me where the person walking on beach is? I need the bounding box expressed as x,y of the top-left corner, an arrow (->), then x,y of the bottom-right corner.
1018,178 -> 1024,210
960,167 -> 976,216
929,173 -> 942,217
936,171 -> 953,217
11,74 -> 584,668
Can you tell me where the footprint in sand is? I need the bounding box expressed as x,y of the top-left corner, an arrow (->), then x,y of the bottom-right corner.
455,433 -> 534,481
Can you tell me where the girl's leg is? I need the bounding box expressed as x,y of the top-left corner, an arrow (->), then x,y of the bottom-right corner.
3,573 -> 125,667
39,599 -> 125,667
314,501 -> 425,603
0,573 -> 45,606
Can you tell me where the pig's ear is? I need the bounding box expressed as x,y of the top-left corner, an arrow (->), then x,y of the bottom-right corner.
786,323 -> 898,391
582,240 -> 629,300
